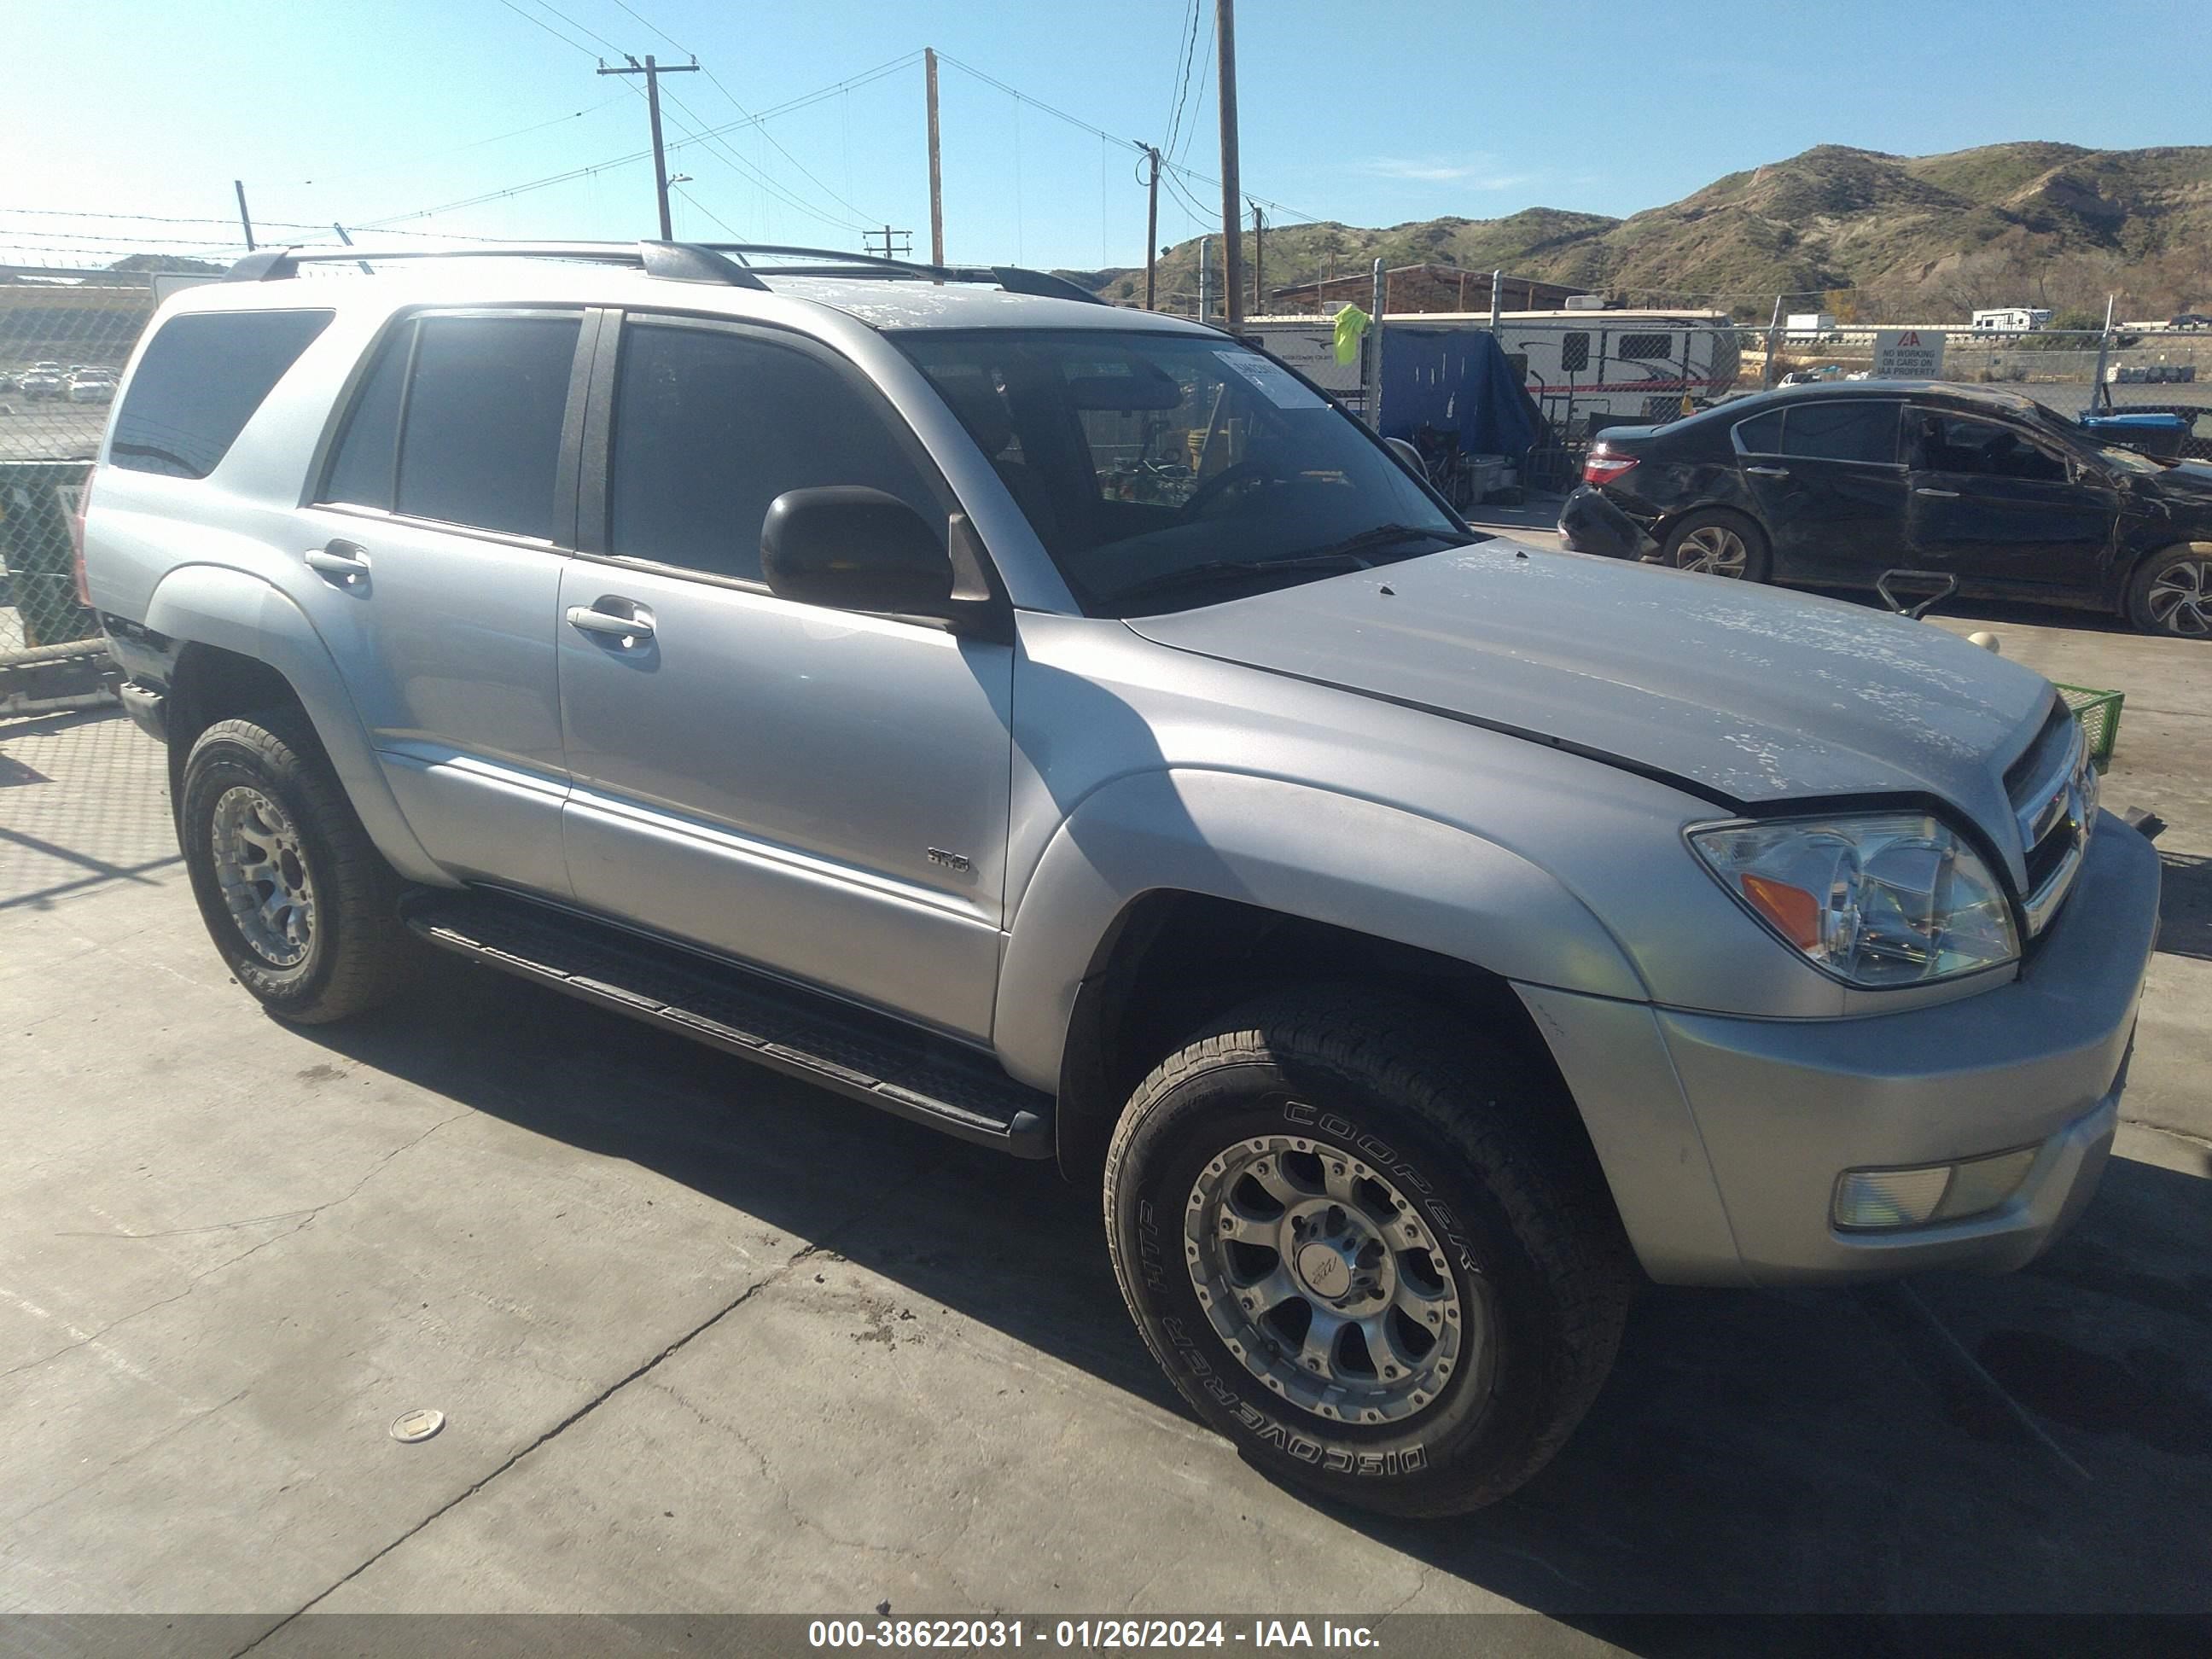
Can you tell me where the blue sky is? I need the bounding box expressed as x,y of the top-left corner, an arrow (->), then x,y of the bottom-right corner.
3,0 -> 2206,271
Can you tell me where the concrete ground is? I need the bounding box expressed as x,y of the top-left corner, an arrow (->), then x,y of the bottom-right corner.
1,575 -> 2208,1639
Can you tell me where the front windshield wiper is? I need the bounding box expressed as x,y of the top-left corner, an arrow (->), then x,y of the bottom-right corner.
1108,525 -> 1467,612
1110,551 -> 1376,608
1302,522 -> 1470,562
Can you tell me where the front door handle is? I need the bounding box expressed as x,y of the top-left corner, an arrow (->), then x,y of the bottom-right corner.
1743,464 -> 1790,477
1914,487 -> 1962,498
567,602 -> 655,646
305,541 -> 370,586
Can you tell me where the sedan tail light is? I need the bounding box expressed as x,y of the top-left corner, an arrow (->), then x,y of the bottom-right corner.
69,463 -> 96,608
1583,448 -> 1640,487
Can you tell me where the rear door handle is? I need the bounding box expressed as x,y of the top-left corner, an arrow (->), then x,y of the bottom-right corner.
1914,487 -> 1962,498
566,602 -> 655,645
305,541 -> 370,586
1744,465 -> 1790,477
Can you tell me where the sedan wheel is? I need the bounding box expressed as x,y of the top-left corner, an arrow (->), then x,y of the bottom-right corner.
1674,524 -> 1749,578
2143,555 -> 2212,638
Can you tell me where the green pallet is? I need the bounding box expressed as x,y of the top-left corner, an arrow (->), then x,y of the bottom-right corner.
2053,684 -> 2124,772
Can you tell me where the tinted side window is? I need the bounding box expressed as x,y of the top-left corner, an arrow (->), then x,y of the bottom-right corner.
1781,400 -> 1900,463
320,322 -> 411,509
608,323 -> 938,582
1916,414 -> 2068,483
110,310 -> 333,478
1733,410 -> 1784,454
1616,332 -> 1672,361
397,315 -> 580,538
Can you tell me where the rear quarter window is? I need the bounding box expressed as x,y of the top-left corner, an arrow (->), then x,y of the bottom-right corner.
108,310 -> 333,478
1732,409 -> 1784,454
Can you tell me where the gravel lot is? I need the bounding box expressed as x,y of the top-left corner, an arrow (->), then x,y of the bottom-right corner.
1,574 -> 2207,1642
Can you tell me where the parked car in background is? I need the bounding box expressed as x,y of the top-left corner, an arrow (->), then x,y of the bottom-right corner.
1561,381 -> 2212,637
20,362 -> 66,400
67,368 -> 119,404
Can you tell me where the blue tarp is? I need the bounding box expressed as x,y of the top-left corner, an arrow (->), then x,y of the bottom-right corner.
1377,327 -> 1539,458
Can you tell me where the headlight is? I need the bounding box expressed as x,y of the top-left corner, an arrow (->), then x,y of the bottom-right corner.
1688,812 -> 2018,988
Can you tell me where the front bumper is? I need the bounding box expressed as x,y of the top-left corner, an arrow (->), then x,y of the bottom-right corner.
1524,812 -> 2160,1286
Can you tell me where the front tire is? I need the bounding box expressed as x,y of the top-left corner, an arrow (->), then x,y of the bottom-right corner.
1103,992 -> 1634,1517
180,711 -> 410,1024
1662,509 -> 1769,582
2126,544 -> 2212,638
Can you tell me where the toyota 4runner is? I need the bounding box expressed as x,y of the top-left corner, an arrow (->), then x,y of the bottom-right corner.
79,241 -> 2160,1517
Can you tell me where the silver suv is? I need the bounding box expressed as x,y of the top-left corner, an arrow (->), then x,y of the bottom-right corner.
80,242 -> 2159,1518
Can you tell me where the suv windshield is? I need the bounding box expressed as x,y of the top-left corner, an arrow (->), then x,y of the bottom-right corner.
897,329 -> 1473,614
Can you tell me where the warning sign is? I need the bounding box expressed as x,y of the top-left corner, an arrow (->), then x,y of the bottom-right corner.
1872,329 -> 1947,379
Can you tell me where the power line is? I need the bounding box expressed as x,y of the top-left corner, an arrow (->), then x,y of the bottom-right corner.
1161,0 -> 1203,166
488,0 -> 597,58
599,0 -> 886,224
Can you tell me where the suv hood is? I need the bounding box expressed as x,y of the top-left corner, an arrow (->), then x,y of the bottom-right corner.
1126,540 -> 2054,830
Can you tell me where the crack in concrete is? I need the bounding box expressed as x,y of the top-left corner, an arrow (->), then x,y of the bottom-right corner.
2,1110 -> 473,1383
1,1387 -> 253,1534
230,1150 -> 958,1653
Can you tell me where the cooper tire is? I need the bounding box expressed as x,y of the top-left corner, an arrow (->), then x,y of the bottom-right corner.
2124,544 -> 2212,638
1662,508 -> 1770,582
180,710 -> 409,1024
1103,990 -> 1634,1517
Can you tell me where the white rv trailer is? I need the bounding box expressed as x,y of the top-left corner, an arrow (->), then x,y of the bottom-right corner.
1243,308 -> 1744,440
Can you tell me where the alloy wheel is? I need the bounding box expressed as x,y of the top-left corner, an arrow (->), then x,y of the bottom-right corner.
1675,525 -> 1749,578
210,785 -> 317,968
2145,556 -> 2212,637
1183,1133 -> 1486,1426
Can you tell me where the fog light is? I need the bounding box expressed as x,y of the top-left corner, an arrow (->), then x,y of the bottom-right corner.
1833,1165 -> 1952,1229
1832,1146 -> 2040,1231
1933,1147 -> 2038,1220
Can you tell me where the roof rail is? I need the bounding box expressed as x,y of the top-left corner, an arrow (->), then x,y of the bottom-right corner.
221,238 -> 1106,306
690,243 -> 1107,306
223,241 -> 770,291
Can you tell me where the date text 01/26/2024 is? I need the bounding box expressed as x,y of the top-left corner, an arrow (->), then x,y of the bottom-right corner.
807,1620 -> 1382,1650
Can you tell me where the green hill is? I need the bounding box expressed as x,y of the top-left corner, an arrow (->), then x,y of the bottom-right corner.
1071,142 -> 2212,323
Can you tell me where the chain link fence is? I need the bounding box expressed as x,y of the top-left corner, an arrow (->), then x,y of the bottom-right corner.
1,266 -> 160,661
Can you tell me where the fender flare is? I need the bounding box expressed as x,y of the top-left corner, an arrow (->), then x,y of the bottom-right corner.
991,767 -> 1649,1091
145,562 -> 444,884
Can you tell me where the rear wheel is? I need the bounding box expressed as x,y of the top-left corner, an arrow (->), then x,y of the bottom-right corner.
1103,991 -> 1634,1517
2126,544 -> 2212,638
180,711 -> 410,1023
1663,509 -> 1769,582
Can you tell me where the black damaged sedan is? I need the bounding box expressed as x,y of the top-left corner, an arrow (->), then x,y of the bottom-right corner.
1557,381 -> 2212,637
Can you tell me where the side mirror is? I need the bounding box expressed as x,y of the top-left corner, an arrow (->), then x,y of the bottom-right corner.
761,487 -> 955,616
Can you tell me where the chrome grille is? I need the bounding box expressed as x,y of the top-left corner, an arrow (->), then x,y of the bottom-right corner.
2010,710 -> 2098,937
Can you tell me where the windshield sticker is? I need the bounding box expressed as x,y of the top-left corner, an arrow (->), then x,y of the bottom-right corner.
1214,350 -> 1327,410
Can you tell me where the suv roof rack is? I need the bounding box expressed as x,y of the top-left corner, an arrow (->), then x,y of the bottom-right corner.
222,239 -> 1107,306
224,240 -> 768,289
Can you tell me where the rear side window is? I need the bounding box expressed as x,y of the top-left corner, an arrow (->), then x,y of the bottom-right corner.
1782,400 -> 1900,464
109,310 -> 332,478
1616,332 -> 1672,360
320,323 -> 411,510
608,323 -> 938,582
1732,409 -> 1784,454
395,315 -> 580,538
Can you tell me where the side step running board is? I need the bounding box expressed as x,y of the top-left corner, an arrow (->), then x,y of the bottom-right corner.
405,893 -> 1054,1158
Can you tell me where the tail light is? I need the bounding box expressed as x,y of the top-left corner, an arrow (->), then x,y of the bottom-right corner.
69,463 -> 96,608
1583,447 -> 1640,487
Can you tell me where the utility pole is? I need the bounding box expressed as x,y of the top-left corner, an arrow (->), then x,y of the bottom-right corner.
1214,0 -> 1246,329
1199,236 -> 1211,320
864,226 -> 913,261
924,48 -> 946,266
233,180 -> 255,252
1144,147 -> 1161,311
598,54 -> 700,241
1251,201 -> 1264,314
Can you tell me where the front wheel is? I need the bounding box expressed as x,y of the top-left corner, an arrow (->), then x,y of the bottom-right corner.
1103,992 -> 1634,1517
2126,544 -> 2212,638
